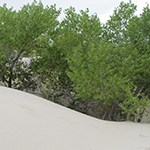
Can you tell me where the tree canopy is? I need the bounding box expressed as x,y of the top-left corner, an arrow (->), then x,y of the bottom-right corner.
0,1 -> 150,122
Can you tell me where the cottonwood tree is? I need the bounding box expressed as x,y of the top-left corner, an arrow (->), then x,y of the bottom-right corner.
55,8 -> 102,94
102,1 -> 136,45
0,1 -> 61,91
66,2 -> 150,121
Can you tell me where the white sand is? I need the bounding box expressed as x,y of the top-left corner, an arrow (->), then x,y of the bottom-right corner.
0,86 -> 150,150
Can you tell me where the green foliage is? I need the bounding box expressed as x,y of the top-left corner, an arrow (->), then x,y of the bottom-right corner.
103,1 -> 136,45
66,3 -> 150,121
48,7 -> 102,96
57,7 -> 102,54
0,1 -> 61,89
0,1 -> 149,121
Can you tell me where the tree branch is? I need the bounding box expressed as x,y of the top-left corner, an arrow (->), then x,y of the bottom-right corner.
8,48 -> 25,87
10,48 -> 25,70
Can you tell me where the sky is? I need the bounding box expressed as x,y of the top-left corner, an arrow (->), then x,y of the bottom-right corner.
0,0 -> 149,23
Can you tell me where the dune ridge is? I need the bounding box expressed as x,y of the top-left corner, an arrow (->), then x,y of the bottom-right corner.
0,86 -> 150,150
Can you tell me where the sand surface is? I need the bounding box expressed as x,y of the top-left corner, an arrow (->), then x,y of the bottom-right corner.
0,86 -> 150,150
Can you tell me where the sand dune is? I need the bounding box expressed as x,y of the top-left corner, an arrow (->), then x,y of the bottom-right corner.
0,86 -> 150,150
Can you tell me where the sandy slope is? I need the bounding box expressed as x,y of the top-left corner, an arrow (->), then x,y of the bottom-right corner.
0,86 -> 150,150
